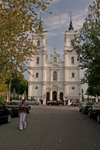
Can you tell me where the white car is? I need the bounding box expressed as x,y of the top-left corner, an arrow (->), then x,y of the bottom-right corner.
26,100 -> 39,105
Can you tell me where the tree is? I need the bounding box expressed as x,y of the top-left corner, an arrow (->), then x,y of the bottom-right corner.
0,74 -> 7,102
73,0 -> 100,95
82,89 -> 85,101
0,0 -> 52,101
6,73 -> 28,99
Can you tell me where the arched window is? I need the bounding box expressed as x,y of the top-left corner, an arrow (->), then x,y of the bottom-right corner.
37,40 -> 40,46
71,40 -> 73,46
53,57 -> 57,62
72,73 -> 75,78
36,73 -> 39,78
36,57 -> 39,64
71,57 -> 74,64
53,71 -> 57,81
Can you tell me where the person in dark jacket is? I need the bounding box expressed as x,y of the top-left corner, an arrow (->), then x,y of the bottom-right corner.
19,99 -> 28,131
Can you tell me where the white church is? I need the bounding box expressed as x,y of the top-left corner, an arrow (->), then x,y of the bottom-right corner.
28,18 -> 81,102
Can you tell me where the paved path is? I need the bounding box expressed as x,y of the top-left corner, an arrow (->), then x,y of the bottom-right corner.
0,106 -> 100,150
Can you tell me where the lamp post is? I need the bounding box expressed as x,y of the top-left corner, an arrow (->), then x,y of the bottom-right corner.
36,95 -> 39,104
43,93 -> 46,105
64,96 -> 67,106
79,93 -> 81,101
95,95 -> 98,103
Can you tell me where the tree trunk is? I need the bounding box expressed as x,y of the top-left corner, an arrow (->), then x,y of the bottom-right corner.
8,79 -> 12,102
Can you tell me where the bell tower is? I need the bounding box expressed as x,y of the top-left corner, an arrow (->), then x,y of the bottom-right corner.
64,12 -> 81,100
28,15 -> 47,99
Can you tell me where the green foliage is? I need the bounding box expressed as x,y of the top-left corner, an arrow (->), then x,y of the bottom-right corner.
87,85 -> 100,96
0,0 -> 52,101
0,74 -> 7,102
73,0 -> 100,95
6,73 -> 28,96
7,102 -> 19,105
82,89 -> 85,101
0,0 -> 52,74
24,90 -> 27,99
31,97 -> 34,100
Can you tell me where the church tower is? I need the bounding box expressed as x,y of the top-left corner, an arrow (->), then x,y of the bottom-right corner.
63,12 -> 81,100
28,17 -> 47,99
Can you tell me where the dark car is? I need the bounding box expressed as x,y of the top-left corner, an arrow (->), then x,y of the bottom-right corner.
6,102 -> 31,117
88,102 -> 100,123
0,103 -> 11,123
79,101 -> 94,114
47,100 -> 64,106
71,101 -> 80,106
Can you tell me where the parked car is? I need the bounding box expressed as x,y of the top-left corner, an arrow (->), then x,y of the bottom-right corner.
79,101 -> 94,114
71,101 -> 80,106
26,100 -> 39,105
47,100 -> 64,106
0,103 -> 12,123
6,102 -> 31,117
78,101 -> 84,107
88,102 -> 100,123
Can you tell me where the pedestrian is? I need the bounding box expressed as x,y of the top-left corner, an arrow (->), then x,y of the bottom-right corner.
19,99 -> 28,131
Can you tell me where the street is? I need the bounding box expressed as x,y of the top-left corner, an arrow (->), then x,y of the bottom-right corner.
0,106 -> 100,150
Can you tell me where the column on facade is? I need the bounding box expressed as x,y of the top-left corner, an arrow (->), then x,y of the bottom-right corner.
28,83 -> 32,99
57,70 -> 59,82
50,70 -> 52,82
50,89 -> 52,101
43,53 -> 46,80
42,83 -> 46,105
50,70 -> 52,101
78,65 -> 82,101
64,66 -> 68,97
42,52 -> 46,96
57,90 -> 60,101
43,68 -> 46,81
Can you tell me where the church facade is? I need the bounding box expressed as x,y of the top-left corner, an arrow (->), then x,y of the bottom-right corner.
28,20 -> 81,102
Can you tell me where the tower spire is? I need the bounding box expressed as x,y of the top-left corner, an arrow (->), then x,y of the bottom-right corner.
69,11 -> 74,31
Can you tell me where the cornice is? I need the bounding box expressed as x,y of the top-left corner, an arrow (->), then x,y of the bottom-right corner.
64,66 -> 80,69
28,81 -> 81,85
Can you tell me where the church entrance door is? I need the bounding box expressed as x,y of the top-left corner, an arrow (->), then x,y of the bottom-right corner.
46,92 -> 50,101
52,91 -> 57,101
60,92 -> 63,101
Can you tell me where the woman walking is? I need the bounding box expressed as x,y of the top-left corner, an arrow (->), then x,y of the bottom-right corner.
19,99 -> 28,131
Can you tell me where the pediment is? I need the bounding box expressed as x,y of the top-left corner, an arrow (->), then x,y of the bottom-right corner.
52,64 -> 59,68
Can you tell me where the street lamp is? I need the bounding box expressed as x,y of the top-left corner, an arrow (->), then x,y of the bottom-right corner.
64,96 -> 67,106
79,93 -> 81,101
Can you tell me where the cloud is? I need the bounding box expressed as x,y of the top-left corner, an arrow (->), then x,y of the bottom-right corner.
46,31 -> 64,37
73,9 -> 88,30
43,9 -> 88,35
43,13 -> 69,30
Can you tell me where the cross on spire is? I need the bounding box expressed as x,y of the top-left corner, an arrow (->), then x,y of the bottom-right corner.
70,11 -> 72,22
54,48 -> 56,52
69,11 -> 74,31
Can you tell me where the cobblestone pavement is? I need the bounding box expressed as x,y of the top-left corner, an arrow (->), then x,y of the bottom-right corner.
0,105 -> 100,150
